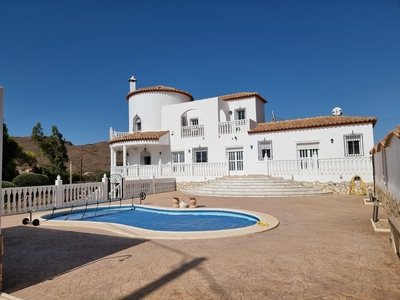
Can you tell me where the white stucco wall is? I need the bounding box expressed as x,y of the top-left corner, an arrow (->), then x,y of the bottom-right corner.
248,123 -> 374,161
375,137 -> 400,201
162,97 -> 221,162
128,91 -> 191,132
222,97 -> 260,122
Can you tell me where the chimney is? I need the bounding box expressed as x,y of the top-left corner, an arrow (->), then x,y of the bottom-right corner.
129,75 -> 136,92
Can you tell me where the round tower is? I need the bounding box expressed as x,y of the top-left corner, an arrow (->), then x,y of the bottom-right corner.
126,76 -> 193,132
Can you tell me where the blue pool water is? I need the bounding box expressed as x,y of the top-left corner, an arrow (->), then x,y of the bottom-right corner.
45,206 -> 259,231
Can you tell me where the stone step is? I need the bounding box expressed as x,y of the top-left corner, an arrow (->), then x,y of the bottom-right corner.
181,175 -> 328,197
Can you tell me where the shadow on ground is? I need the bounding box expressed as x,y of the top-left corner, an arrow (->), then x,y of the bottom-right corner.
2,226 -> 147,293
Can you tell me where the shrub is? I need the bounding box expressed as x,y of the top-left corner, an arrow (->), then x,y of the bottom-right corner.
12,173 -> 51,187
2,181 -> 16,188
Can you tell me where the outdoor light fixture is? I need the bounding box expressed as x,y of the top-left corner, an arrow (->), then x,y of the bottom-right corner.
330,138 -> 334,144
250,145 -> 253,149
188,149 -> 191,153
159,152 -> 162,155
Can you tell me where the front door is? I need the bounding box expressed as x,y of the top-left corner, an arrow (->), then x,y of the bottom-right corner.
227,148 -> 244,175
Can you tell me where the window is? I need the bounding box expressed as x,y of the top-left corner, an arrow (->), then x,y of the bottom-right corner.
193,148 -> 208,163
258,140 -> 272,160
296,142 -> 319,169
236,109 -> 246,120
296,142 -> 319,159
344,133 -> 363,156
190,118 -> 199,126
133,115 -> 142,132
140,149 -> 151,165
181,116 -> 187,126
172,151 -> 185,163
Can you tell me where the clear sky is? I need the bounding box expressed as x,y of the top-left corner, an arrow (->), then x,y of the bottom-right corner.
0,0 -> 399,145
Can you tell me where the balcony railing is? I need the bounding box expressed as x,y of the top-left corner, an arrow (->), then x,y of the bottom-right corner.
218,119 -> 248,135
111,162 -> 228,180
181,125 -> 204,138
109,128 -> 130,140
265,157 -> 373,181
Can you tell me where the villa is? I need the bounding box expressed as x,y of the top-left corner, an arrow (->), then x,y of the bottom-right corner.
109,76 -> 376,185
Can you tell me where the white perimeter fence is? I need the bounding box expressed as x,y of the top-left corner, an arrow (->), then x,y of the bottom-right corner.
1,175 -> 176,215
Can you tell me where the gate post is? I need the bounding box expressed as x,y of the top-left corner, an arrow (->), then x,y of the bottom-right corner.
55,175 -> 63,208
152,175 -> 156,194
102,174 -> 109,200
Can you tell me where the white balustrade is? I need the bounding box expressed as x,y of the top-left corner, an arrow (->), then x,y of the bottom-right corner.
110,130 -> 130,140
181,125 -> 204,138
63,182 -> 104,207
111,162 -> 229,180
1,175 -> 176,215
218,119 -> 248,135
266,157 -> 373,181
1,185 -> 57,215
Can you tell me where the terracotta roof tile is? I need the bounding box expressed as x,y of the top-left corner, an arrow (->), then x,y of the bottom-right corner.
219,92 -> 267,103
109,131 -> 169,144
249,116 -> 377,134
126,85 -> 193,100
371,126 -> 400,154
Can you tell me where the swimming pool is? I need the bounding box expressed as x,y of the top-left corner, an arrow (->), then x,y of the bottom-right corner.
40,205 -> 279,239
43,206 -> 259,231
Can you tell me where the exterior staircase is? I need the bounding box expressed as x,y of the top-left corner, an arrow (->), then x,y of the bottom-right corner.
181,175 -> 330,197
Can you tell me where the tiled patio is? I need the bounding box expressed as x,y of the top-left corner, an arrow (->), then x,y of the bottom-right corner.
1,192 -> 400,299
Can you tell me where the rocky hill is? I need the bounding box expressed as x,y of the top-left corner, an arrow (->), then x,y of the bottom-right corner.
14,137 -> 110,173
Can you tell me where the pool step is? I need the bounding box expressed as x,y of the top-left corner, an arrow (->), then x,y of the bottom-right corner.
180,175 -> 329,197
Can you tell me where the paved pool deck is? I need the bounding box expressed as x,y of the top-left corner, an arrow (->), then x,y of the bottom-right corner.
1,192 -> 400,299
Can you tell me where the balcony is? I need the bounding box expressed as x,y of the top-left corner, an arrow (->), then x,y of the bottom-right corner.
218,119 -> 248,135
181,125 -> 204,138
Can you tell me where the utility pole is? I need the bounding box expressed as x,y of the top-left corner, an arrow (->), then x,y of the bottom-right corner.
69,161 -> 72,184
80,157 -> 83,182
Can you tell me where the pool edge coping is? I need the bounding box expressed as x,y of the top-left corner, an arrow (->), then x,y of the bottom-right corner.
37,205 -> 280,240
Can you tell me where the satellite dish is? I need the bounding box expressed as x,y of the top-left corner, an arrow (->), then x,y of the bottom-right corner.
332,107 -> 342,116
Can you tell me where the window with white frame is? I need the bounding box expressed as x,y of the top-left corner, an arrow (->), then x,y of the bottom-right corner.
296,142 -> 319,169
344,133 -> 363,156
296,142 -> 319,158
258,140 -> 272,160
235,109 -> 246,120
133,115 -> 142,132
172,151 -> 185,163
193,147 -> 208,163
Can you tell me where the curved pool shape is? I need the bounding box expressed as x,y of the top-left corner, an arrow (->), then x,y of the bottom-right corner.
43,206 -> 259,232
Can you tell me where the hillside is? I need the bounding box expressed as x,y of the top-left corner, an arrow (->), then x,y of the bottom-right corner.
14,137 -> 110,173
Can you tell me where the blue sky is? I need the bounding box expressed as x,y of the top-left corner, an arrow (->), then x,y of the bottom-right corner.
0,0 -> 399,145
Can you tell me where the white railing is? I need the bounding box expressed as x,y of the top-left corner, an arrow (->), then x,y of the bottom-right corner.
1,175 -> 177,215
110,129 -> 130,140
1,185 -> 57,215
181,125 -> 204,138
62,182 -> 104,207
218,119 -> 248,135
123,178 -> 176,199
112,162 -> 229,180
266,157 -> 373,181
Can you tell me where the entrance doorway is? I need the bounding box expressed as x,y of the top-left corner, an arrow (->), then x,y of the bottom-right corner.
227,148 -> 244,175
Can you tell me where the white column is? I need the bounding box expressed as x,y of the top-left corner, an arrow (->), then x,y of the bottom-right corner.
55,175 -> 63,208
110,148 -> 115,167
123,145 -> 127,167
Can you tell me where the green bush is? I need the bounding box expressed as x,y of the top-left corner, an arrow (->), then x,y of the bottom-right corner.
2,181 -> 16,188
12,173 -> 51,187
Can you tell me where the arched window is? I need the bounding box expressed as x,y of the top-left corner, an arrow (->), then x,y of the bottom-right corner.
133,115 -> 142,132
140,149 -> 151,165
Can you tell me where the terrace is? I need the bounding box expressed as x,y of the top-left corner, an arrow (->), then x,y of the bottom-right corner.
1,191 -> 400,299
